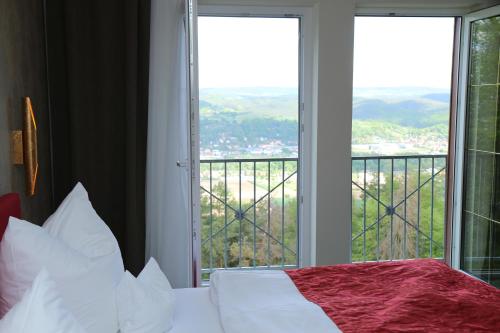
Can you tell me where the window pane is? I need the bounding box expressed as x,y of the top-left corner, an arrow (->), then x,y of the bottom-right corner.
352,17 -> 455,262
198,17 -> 300,281
462,16 -> 500,287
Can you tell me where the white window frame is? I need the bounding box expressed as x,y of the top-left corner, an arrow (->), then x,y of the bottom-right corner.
354,3 -> 500,271
195,5 -> 315,281
352,11 -> 462,264
451,4 -> 500,269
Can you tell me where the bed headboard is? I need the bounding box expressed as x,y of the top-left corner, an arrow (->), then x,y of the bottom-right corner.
0,193 -> 21,241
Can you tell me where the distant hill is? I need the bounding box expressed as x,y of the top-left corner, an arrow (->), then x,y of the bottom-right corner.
199,87 -> 450,157
421,93 -> 450,103
200,87 -> 298,120
353,87 -> 450,99
353,98 -> 449,128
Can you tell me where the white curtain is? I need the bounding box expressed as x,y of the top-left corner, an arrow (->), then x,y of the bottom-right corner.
146,0 -> 191,288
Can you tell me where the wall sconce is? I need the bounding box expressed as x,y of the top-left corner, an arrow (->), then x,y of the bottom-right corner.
11,97 -> 38,196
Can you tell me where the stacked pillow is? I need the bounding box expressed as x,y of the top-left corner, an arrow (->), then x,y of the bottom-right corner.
0,182 -> 176,332
0,183 -> 123,332
0,270 -> 87,333
116,258 -> 175,333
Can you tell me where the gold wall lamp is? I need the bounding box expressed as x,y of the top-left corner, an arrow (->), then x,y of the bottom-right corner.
11,97 -> 38,196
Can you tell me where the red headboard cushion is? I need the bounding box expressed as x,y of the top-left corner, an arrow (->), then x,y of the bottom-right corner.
0,193 -> 21,241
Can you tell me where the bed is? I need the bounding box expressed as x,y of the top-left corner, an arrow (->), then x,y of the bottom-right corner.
2,192 -> 500,333
0,193 -> 20,238
171,288 -> 223,333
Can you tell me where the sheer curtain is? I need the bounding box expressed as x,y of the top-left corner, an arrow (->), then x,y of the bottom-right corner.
146,0 -> 191,288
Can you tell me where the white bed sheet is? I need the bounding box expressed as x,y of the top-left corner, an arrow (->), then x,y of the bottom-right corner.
171,287 -> 224,333
210,270 -> 341,333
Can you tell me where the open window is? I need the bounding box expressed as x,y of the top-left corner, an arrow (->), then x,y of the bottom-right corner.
455,5 -> 500,287
192,6 -> 313,286
351,16 -> 457,262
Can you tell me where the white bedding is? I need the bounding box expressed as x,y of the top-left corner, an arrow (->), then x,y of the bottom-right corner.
210,270 -> 341,333
171,287 -> 224,333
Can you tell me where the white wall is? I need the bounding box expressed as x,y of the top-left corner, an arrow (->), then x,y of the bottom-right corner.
313,0 -> 354,265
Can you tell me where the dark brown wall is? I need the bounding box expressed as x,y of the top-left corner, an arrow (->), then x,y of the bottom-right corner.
0,0 -> 52,224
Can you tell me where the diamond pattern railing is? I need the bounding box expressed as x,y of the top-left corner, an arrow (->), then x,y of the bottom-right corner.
200,158 -> 299,281
199,154 -> 448,281
351,155 -> 448,262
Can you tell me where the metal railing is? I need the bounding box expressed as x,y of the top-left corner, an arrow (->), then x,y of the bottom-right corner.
199,154 -> 448,281
200,158 -> 299,280
352,154 -> 447,262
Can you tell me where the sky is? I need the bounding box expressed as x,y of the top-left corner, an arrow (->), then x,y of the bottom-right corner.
198,17 -> 299,89
198,16 -> 455,90
353,17 -> 455,89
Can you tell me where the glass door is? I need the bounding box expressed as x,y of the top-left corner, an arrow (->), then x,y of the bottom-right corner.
460,6 -> 500,287
351,17 -> 456,262
196,15 -> 302,284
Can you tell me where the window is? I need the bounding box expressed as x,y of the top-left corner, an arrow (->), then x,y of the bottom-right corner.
461,14 -> 500,287
351,17 -> 456,261
197,15 -> 301,282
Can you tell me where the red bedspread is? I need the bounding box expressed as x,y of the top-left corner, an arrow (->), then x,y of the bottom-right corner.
286,259 -> 500,332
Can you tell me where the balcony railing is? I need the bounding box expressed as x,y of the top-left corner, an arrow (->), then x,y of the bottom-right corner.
200,154 -> 447,280
200,158 -> 299,281
352,154 -> 447,262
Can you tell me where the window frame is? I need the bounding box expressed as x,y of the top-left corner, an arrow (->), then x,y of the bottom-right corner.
195,5 -> 315,284
351,13 -> 461,263
452,5 -> 500,271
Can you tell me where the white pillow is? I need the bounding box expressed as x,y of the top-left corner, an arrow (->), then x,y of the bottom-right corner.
44,182 -> 119,259
0,269 -> 87,333
116,258 -> 175,333
43,182 -> 124,332
0,218 -> 89,316
0,217 -> 119,333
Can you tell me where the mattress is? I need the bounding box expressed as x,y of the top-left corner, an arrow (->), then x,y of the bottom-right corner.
171,287 -> 224,333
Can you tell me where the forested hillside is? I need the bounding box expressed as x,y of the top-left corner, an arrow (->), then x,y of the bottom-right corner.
199,87 -> 450,159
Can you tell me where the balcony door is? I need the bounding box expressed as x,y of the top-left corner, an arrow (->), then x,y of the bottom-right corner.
351,17 -> 456,262
458,5 -> 500,287
194,11 -> 304,285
